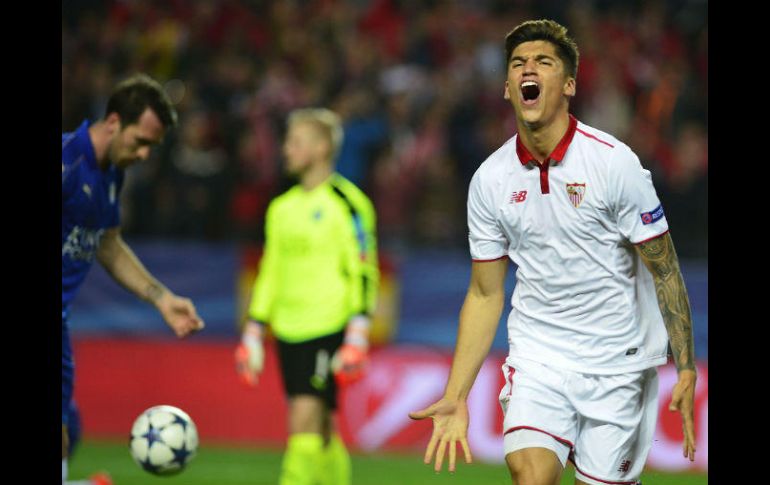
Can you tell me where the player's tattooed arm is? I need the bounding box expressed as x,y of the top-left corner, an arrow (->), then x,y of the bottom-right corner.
97,227 -> 169,306
636,232 -> 696,372
145,282 -> 168,304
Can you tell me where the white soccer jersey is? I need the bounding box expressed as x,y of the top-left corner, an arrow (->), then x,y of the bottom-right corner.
468,115 -> 670,374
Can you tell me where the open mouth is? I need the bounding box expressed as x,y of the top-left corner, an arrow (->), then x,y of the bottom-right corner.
521,81 -> 540,105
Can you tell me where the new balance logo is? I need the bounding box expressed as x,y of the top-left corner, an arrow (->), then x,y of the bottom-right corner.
510,190 -> 527,203
618,459 -> 631,473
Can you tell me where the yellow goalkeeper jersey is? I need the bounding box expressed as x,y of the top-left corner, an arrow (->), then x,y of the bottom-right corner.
247,173 -> 379,343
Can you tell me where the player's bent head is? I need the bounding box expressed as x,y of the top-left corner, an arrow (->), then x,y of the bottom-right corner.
286,108 -> 344,164
103,74 -> 178,167
505,19 -> 579,80
105,73 -> 178,132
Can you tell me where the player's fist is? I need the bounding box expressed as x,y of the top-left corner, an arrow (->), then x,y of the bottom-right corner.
332,315 -> 371,386
235,321 -> 265,387
157,292 -> 205,338
332,344 -> 369,385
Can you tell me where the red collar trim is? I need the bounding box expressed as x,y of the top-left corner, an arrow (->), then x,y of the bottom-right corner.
516,114 -> 578,166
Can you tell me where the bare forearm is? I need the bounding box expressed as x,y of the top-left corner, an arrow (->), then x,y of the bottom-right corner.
443,291 -> 504,401
637,233 -> 696,372
98,235 -> 168,307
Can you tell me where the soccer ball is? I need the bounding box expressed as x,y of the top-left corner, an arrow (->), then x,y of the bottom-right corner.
129,405 -> 199,476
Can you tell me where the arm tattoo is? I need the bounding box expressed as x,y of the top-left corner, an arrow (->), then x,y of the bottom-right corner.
145,283 -> 165,303
637,233 -> 696,372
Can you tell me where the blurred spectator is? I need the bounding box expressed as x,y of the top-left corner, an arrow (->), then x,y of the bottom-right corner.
582,59 -> 633,140
333,87 -> 389,187
63,0 -> 707,257
167,110 -> 232,238
655,121 -> 708,258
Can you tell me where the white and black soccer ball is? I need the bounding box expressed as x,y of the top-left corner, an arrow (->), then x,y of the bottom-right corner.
129,405 -> 199,476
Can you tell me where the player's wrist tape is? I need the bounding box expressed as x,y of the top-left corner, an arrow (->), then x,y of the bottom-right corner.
344,315 -> 370,349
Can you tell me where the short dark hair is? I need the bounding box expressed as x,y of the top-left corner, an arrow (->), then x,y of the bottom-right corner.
105,73 -> 178,129
505,19 -> 579,80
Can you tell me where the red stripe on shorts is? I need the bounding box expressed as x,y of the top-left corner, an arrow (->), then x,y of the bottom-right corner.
569,457 -> 640,485
503,425 -> 574,449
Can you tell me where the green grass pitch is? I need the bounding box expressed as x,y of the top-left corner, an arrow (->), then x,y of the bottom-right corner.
70,438 -> 707,485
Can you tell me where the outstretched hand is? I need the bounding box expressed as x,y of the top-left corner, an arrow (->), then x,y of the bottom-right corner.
157,293 -> 205,338
669,369 -> 697,461
409,398 -> 473,473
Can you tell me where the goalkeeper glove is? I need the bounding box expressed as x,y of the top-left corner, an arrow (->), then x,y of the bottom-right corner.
235,320 -> 265,387
332,315 -> 371,386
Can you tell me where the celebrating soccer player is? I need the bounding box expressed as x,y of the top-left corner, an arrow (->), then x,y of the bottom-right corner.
62,74 -> 205,483
409,19 -> 697,485
235,108 -> 379,485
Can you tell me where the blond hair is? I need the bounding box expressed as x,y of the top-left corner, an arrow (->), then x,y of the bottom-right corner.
287,108 -> 345,162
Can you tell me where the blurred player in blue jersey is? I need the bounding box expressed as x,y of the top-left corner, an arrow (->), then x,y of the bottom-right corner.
62,74 -> 205,484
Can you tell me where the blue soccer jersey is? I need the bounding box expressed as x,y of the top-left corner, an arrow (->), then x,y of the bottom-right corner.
62,119 -> 124,426
62,120 -> 124,313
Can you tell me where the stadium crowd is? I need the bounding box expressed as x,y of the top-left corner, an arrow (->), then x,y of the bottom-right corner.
62,0 -> 707,257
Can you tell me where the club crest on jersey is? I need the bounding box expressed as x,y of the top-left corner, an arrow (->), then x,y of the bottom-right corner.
566,183 -> 586,208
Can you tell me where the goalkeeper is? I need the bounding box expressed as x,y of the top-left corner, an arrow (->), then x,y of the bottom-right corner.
235,108 -> 379,485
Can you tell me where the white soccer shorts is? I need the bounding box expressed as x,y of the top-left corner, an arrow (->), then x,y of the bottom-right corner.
499,357 -> 659,485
